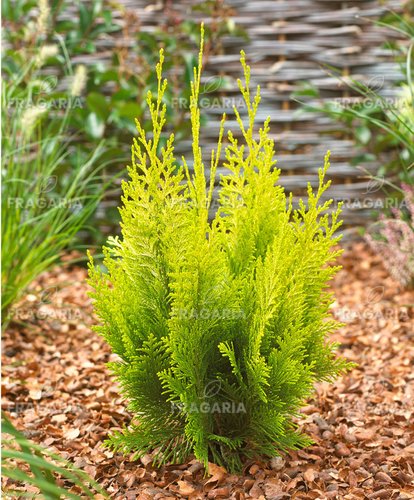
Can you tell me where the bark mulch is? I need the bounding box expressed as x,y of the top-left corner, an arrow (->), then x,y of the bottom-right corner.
2,242 -> 414,499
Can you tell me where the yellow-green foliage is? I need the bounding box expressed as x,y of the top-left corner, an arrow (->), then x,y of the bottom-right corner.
88,28 -> 351,473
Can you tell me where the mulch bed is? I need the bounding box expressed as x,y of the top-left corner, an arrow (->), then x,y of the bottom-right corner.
2,242 -> 414,499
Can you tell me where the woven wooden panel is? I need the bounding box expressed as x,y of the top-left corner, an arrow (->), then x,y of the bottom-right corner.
81,0 -> 407,232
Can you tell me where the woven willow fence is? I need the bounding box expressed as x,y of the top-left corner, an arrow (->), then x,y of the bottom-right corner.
92,0 -> 406,231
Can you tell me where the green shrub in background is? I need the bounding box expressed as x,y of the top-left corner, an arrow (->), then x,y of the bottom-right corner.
1,45 -> 112,324
2,0 -> 244,231
2,413 -> 108,498
88,34 -> 351,473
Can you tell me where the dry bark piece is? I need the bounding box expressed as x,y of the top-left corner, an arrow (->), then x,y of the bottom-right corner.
304,468 -> 316,482
63,428 -> 80,440
375,471 -> 393,484
176,480 -> 197,496
201,463 -> 227,495
207,486 -> 231,498
366,489 -> 392,499
335,443 -> 352,457
263,478 -> 283,497
270,456 -> 285,471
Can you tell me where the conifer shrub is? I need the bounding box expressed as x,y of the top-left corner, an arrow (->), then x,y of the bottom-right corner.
88,31 -> 351,473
